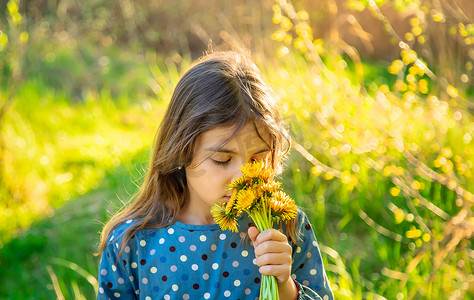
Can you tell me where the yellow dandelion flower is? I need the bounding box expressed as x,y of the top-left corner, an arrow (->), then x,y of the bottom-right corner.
240,161 -> 265,179
259,181 -> 282,194
271,191 -> 297,221
236,189 -> 256,211
228,177 -> 249,190
225,189 -> 238,214
259,166 -> 274,181
211,203 -> 239,232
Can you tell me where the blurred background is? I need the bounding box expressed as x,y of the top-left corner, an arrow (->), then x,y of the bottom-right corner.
0,0 -> 473,299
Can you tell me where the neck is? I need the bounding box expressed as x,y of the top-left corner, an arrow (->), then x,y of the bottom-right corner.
176,202 -> 215,225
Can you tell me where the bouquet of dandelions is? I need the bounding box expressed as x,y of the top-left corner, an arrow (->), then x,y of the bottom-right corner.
211,160 -> 297,300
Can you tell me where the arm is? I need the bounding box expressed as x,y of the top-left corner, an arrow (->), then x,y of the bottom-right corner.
291,212 -> 334,300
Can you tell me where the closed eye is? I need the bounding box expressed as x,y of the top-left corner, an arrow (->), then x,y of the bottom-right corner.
211,158 -> 231,166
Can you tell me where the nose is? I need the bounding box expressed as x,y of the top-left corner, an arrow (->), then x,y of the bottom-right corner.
229,163 -> 243,183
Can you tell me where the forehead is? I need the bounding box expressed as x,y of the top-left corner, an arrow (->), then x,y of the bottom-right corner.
196,123 -> 271,153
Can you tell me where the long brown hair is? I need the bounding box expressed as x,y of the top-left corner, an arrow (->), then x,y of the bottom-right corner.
98,50 -> 296,258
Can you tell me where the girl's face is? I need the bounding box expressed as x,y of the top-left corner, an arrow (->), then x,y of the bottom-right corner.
182,122 -> 272,224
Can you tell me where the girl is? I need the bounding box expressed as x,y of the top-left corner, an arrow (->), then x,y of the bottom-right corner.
97,51 -> 333,300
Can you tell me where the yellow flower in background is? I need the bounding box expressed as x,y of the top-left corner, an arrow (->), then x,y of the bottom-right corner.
394,209 -> 404,224
406,226 -> 422,239
390,186 -> 401,197
388,59 -> 404,74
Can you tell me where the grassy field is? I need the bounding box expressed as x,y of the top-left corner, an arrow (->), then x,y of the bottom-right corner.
0,0 -> 473,299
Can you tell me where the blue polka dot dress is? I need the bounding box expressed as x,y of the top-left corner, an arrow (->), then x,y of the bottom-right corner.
97,210 -> 333,300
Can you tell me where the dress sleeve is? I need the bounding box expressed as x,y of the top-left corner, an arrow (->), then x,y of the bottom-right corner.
97,227 -> 137,299
290,211 -> 334,300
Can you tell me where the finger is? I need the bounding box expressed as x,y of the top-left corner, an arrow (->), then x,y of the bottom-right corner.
254,240 -> 292,257
255,228 -> 288,244
254,252 -> 292,268
247,226 -> 260,243
258,264 -> 291,282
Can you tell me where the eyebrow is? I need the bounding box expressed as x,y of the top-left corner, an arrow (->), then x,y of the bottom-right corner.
206,147 -> 271,155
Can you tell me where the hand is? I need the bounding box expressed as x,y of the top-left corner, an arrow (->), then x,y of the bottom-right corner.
248,226 -> 293,284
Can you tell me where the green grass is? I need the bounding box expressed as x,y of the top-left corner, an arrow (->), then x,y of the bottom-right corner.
0,149 -> 149,299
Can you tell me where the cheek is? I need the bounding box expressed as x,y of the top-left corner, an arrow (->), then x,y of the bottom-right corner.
187,163 -> 228,188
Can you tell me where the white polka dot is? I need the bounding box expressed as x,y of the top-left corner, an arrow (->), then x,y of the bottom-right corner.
125,246 -> 130,253
140,240 -> 146,247
129,276 -> 134,282
232,261 -> 239,267
99,287 -> 104,294
241,250 -> 248,257
150,267 -> 157,274
170,265 -> 177,272
100,269 -> 107,276
142,278 -> 148,284
307,252 -> 312,258
200,235 -> 207,242
296,247 -> 302,253
131,262 -> 137,268
150,249 -> 156,255
115,243 -> 119,248
291,273 -> 297,280
159,238 -> 165,244
146,297 -> 151,300
179,236 -> 185,242
234,280 -> 241,286
114,292 -> 120,297
310,268 -> 317,275
118,278 -> 125,284
323,296 -> 329,300
219,233 -> 226,240
126,219 -> 133,224
212,263 -> 219,270
211,244 -> 217,251
168,228 -> 174,234
180,255 -> 187,262
303,280 -> 310,286
172,284 -> 179,291
192,264 -> 198,271
164,295 -> 170,300
224,290 -> 231,297
190,245 -> 196,251
313,241 -> 318,247
109,235 -> 114,242
111,265 -> 117,272
183,294 -> 189,300
252,258 -> 257,265
245,288 -> 251,295
204,293 -> 210,299
203,273 -> 209,280
135,289 -> 140,295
